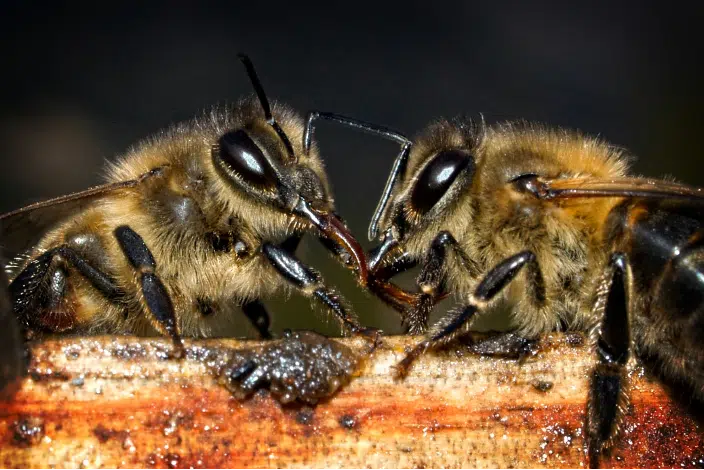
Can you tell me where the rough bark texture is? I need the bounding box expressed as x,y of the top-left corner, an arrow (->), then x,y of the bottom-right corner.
0,333 -> 702,468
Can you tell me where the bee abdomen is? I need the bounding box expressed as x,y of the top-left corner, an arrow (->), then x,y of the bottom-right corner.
609,200 -> 704,318
606,199 -> 704,396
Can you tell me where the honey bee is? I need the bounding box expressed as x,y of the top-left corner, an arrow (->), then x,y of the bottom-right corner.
319,115 -> 704,462
0,55 -> 377,357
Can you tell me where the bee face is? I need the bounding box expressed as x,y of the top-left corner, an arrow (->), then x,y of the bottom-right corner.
201,99 -> 332,239
212,100 -> 329,207
375,120 -> 482,255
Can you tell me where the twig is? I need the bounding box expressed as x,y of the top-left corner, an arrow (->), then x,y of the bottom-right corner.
0,333 -> 702,468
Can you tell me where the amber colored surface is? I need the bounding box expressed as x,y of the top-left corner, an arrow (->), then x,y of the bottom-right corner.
0,334 -> 702,468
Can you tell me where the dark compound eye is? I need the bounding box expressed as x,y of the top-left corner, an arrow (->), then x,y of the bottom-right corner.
410,149 -> 474,214
216,130 -> 278,188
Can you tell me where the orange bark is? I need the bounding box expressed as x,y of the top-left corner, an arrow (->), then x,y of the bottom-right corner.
0,334 -> 702,468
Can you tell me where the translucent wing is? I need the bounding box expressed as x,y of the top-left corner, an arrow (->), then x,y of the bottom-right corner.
0,167 -> 165,259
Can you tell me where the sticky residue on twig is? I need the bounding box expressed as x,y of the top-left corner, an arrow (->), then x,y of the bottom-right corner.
213,330 -> 361,405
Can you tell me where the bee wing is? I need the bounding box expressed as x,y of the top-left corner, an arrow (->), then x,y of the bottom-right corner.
0,168 -> 165,258
537,177 -> 704,201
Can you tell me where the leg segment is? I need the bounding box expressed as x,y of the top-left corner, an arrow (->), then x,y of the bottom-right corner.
240,236 -> 301,340
10,246 -> 122,332
417,232 -> 480,295
396,250 -> 545,377
262,242 -> 376,339
367,234 -> 418,277
114,225 -> 184,354
280,234 -> 302,254
409,231 -> 482,333
367,230 -> 479,334
587,252 -> 632,468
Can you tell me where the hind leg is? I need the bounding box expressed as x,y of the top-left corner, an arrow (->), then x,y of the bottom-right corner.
10,245 -> 122,334
587,252 -> 633,468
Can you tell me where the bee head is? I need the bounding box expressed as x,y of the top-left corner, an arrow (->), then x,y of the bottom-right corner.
210,54 -> 367,277
371,119 -> 481,257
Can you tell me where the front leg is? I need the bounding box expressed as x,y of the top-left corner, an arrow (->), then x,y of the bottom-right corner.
240,235 -> 302,340
365,231 -> 482,334
374,230 -> 479,334
406,231 -> 482,333
587,252 -> 632,468
262,243 -> 378,344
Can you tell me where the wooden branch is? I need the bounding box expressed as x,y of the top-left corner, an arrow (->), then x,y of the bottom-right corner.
0,333 -> 702,468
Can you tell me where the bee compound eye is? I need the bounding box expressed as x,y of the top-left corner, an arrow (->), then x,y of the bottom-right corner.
410,149 -> 474,214
216,130 -> 279,189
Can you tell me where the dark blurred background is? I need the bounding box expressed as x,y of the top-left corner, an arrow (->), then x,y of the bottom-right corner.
0,2 -> 700,336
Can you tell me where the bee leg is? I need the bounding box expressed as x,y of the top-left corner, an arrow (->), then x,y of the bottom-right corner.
396,250 -> 545,377
240,236 -> 302,340
280,234 -> 303,254
405,231 -> 481,334
10,246 -> 122,333
587,252 -> 631,468
366,230 -> 479,334
368,238 -> 417,282
262,243 -> 379,344
417,232 -> 481,293
114,225 -> 184,356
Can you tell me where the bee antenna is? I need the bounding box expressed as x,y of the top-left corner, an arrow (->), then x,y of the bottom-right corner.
303,111 -> 412,240
237,53 -> 296,161
237,53 -> 273,120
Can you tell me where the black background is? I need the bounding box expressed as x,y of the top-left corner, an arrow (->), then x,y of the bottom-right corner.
0,2 -> 700,335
